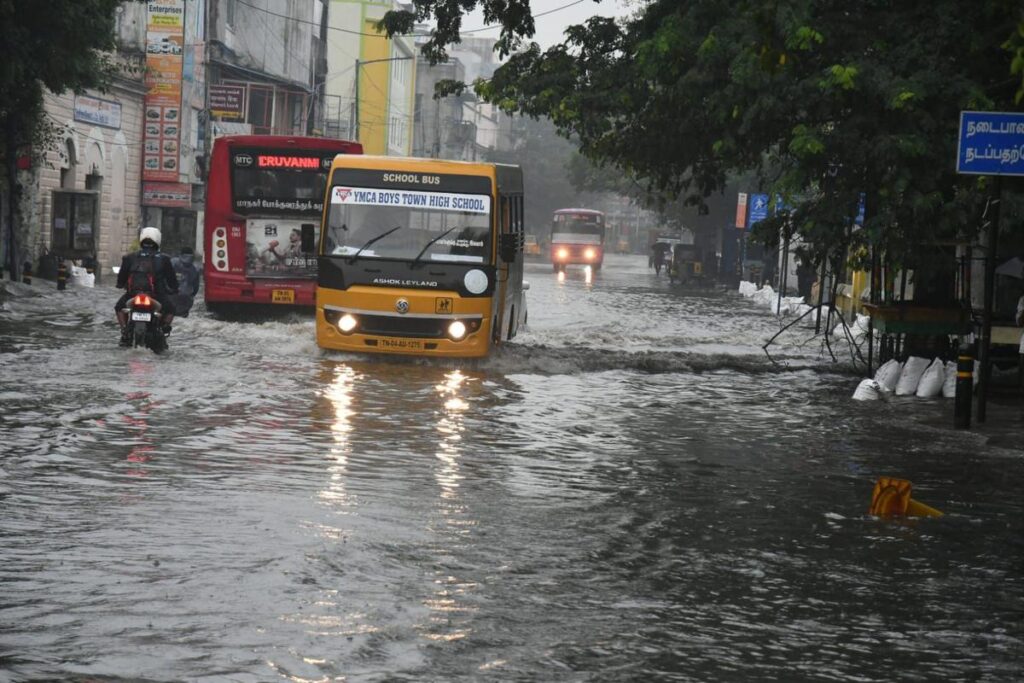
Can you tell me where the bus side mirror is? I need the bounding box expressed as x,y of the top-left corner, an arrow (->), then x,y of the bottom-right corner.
499,234 -> 519,263
301,223 -> 316,253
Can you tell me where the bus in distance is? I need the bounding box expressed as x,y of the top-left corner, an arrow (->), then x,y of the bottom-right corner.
550,208 -> 606,272
203,135 -> 362,312
316,155 -> 527,358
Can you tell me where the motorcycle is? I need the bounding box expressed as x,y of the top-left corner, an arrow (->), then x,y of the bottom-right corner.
124,293 -> 168,354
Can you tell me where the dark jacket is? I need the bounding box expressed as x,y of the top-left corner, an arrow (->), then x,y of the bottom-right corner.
171,253 -> 201,298
117,248 -> 179,298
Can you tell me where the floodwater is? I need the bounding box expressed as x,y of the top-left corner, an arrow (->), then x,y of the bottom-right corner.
1,254 -> 1022,682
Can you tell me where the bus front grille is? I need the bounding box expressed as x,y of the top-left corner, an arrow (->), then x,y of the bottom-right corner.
358,314 -> 446,338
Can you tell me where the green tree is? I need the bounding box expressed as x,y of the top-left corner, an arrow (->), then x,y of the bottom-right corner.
386,1 -> 1022,270
0,0 -> 127,279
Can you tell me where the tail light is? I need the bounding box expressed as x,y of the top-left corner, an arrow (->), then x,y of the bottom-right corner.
213,227 -> 229,272
132,294 -> 153,309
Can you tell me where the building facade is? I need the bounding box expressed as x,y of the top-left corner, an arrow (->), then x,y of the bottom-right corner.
412,34 -> 515,163
323,0 -> 416,155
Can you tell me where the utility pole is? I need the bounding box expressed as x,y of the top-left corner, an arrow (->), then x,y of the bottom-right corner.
976,176 -> 1002,423
352,59 -> 360,142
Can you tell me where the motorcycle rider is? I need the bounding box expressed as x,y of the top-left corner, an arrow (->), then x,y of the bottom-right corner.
115,226 -> 179,346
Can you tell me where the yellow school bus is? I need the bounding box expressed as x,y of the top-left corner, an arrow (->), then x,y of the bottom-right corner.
315,155 -> 527,357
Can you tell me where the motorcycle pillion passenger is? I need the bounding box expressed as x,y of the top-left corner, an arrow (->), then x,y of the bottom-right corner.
115,226 -> 179,346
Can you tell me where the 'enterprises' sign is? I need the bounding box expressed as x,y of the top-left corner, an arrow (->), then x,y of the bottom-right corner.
956,111 -> 1024,176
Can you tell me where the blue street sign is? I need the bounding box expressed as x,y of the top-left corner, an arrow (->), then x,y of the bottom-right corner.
957,111 -> 1024,176
747,193 -> 769,229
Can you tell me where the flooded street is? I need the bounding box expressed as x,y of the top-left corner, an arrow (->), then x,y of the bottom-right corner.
2,254 -> 1023,681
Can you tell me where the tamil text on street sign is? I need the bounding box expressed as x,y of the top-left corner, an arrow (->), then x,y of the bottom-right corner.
957,111 -> 1024,176
747,193 -> 769,230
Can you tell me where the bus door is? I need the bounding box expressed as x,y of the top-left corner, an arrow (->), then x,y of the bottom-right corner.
495,192 -> 525,342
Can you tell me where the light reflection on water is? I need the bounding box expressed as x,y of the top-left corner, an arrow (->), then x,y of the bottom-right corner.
0,255 -> 1022,681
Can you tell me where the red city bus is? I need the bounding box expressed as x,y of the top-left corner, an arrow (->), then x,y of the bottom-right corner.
204,135 -> 362,311
550,208 -> 606,272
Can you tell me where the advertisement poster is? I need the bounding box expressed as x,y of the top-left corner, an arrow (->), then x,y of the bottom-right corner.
245,219 -> 318,278
143,0 -> 185,183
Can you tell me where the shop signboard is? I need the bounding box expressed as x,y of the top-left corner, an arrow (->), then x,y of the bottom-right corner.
735,192 -> 748,229
142,181 -> 192,208
143,0 -> 185,183
73,95 -> 122,129
210,84 -> 246,119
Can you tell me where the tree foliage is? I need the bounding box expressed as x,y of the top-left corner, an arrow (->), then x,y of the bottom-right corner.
0,0 -> 126,155
385,0 -> 1023,266
1,0 -> 128,275
485,117 -> 607,235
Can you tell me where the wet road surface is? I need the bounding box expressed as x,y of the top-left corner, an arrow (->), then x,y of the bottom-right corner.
2,254 -> 1023,681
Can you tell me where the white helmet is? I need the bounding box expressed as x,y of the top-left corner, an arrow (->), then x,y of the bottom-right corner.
139,226 -> 162,247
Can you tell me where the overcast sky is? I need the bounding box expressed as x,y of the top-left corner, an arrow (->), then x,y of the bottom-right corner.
460,0 -> 635,50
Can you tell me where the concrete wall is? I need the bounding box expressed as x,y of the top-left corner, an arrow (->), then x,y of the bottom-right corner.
215,0 -> 317,89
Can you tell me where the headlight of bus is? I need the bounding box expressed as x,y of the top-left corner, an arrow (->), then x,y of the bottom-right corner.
447,320 -> 467,340
584,248 -> 596,259
338,313 -> 358,333
557,247 -> 569,260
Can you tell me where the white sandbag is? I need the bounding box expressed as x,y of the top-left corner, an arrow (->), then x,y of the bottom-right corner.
69,265 -> 95,288
738,281 -> 758,297
752,285 -> 776,307
915,358 -> 945,398
873,359 -> 903,393
852,379 -> 883,401
851,314 -> 871,343
777,296 -> 806,316
895,356 -> 930,396
941,360 -> 957,398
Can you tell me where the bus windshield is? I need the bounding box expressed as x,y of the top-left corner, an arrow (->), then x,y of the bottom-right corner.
553,214 -> 604,238
324,185 -> 492,264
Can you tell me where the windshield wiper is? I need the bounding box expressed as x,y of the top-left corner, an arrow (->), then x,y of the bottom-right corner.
409,227 -> 459,268
347,225 -> 401,264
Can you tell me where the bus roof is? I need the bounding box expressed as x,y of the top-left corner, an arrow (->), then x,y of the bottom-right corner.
327,154 -> 511,175
213,135 -> 362,152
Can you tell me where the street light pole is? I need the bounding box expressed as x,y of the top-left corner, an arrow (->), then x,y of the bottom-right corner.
351,55 -> 413,145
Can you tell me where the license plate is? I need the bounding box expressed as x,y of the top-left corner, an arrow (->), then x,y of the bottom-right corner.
131,312 -> 152,322
379,339 -> 422,351
271,289 -> 295,304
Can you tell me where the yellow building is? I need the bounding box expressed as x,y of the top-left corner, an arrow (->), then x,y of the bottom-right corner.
324,1 -> 416,155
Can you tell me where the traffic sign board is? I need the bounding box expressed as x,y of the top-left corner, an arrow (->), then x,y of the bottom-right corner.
747,193 -> 769,229
957,111 -> 1024,176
